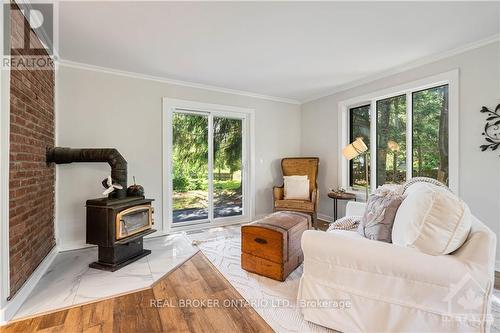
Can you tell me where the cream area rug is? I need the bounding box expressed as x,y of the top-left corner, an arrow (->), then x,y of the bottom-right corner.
187,226 -> 500,333
187,226 -> 336,333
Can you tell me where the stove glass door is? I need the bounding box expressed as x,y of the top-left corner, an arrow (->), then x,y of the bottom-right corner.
116,205 -> 152,240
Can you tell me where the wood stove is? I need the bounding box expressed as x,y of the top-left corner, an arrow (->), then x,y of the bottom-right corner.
86,196 -> 156,271
46,147 -> 156,272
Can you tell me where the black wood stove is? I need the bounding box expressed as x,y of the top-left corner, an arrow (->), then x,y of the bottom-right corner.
46,147 -> 156,271
86,196 -> 155,271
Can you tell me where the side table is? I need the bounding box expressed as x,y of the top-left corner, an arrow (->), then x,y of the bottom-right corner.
327,192 -> 356,222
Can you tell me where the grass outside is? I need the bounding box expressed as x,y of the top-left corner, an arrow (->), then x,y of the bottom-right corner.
173,179 -> 241,210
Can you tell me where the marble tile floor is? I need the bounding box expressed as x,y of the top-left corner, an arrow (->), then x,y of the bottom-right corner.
13,233 -> 198,320
13,225 -> 500,332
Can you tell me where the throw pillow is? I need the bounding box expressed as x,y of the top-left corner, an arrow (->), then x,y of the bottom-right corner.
284,175 -> 310,200
357,184 -> 404,243
392,182 -> 472,255
327,215 -> 362,232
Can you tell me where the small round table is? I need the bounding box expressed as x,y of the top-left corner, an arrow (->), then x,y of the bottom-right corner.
327,192 -> 357,221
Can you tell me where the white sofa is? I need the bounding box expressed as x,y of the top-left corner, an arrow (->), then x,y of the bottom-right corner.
298,201 -> 496,333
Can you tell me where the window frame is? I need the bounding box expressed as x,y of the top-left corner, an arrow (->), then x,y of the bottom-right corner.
339,70 -> 459,198
162,98 -> 255,233
348,103 -> 371,189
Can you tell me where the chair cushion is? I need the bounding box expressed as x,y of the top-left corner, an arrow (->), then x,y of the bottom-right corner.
284,175 -> 310,200
392,182 -> 472,255
275,199 -> 314,212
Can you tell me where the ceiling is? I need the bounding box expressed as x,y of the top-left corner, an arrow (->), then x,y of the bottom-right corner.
58,1 -> 500,102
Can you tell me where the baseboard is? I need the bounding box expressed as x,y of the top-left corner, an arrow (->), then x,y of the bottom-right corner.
57,242 -> 95,253
0,246 -> 59,324
317,213 -> 333,223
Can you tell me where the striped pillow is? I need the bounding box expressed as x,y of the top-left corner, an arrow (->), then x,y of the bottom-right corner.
403,177 -> 450,193
327,215 -> 362,232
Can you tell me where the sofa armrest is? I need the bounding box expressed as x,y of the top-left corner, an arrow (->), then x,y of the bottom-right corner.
301,230 -> 479,287
273,185 -> 284,201
453,217 -> 497,277
346,201 -> 366,216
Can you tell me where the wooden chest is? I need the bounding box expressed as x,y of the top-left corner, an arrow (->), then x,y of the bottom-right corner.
241,211 -> 311,281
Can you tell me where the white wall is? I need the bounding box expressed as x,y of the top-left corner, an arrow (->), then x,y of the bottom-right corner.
56,65 -> 301,250
301,42 -> 500,259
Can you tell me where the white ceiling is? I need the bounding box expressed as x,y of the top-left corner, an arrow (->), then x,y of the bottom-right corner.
58,1 -> 500,102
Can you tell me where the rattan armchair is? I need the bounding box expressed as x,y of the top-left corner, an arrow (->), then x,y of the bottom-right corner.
273,157 -> 319,219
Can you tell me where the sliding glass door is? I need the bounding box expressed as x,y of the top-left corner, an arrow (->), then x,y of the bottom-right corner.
213,117 -> 243,219
172,112 -> 209,223
169,109 -> 247,227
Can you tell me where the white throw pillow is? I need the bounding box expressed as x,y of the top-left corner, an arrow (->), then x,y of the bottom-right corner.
284,175 -> 310,200
392,182 -> 471,255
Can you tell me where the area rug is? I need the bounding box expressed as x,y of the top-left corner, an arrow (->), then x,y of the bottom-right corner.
187,226 -> 500,333
187,226 -> 336,333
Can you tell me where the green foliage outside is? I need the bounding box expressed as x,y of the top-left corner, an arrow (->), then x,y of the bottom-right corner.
376,94 -> 407,186
172,113 -> 242,210
351,85 -> 449,189
412,85 -> 449,183
172,178 -> 241,193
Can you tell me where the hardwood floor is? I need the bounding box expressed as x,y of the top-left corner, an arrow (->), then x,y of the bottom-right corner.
1,252 -> 274,333
314,218 -> 330,231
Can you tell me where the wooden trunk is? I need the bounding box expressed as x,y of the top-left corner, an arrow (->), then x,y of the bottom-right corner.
241,212 -> 310,281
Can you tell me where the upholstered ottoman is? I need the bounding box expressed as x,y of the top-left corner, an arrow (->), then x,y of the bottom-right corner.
241,211 -> 311,281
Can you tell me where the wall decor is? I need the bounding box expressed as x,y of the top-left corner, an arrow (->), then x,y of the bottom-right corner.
480,104 -> 500,155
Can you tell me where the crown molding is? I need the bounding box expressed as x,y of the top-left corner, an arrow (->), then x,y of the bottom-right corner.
57,33 -> 499,106
302,34 -> 500,104
56,59 -> 301,105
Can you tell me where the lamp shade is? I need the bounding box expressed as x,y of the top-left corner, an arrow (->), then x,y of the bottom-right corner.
342,137 -> 368,160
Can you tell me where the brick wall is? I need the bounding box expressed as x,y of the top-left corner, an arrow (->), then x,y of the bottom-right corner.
8,6 -> 55,298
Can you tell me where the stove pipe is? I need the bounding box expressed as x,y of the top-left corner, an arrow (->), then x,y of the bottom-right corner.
46,147 -> 127,199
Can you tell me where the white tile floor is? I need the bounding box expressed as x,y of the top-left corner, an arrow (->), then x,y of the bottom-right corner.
12,226 -> 500,332
14,233 -> 197,320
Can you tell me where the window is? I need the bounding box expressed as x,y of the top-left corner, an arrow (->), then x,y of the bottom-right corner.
412,85 -> 449,184
172,112 -> 209,223
346,81 -> 453,192
349,105 -> 370,190
376,94 -> 407,186
170,111 -> 246,226
164,98 -> 253,232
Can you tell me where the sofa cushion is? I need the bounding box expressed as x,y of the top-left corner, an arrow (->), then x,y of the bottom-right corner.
284,175 -> 310,200
392,182 -> 471,255
357,184 -> 404,243
275,199 -> 314,212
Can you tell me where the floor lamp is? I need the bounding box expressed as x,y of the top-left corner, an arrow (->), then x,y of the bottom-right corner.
343,137 -> 369,201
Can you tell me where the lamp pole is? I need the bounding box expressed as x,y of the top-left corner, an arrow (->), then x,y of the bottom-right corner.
363,152 -> 369,201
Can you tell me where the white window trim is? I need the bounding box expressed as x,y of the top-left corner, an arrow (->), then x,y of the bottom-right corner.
338,69 -> 460,197
162,98 -> 255,233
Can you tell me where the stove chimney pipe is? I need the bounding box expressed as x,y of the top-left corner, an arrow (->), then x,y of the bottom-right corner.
46,147 -> 128,199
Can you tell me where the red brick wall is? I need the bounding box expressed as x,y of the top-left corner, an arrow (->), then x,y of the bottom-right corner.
8,6 -> 55,298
